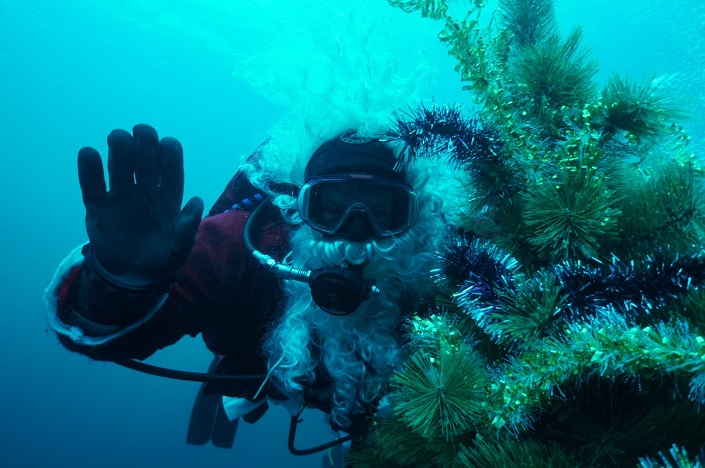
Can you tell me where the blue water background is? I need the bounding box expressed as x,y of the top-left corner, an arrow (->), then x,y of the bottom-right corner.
0,1 -> 703,466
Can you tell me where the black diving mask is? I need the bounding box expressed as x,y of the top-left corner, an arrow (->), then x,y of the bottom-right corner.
297,175 -> 419,237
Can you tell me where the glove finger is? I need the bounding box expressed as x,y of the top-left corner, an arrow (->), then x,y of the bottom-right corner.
107,129 -> 136,195
133,124 -> 161,189
77,146 -> 107,209
172,196 -> 204,262
159,136 -> 185,214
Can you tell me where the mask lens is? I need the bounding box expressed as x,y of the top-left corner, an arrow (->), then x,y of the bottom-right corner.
298,177 -> 418,236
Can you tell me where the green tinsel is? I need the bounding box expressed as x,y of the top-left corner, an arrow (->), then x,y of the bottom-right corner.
488,311 -> 705,429
387,0 -> 448,19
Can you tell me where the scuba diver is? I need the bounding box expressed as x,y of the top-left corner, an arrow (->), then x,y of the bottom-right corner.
46,122 -> 453,458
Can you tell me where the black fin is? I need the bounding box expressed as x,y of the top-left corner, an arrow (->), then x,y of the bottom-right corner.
210,402 -> 239,449
186,356 -> 239,448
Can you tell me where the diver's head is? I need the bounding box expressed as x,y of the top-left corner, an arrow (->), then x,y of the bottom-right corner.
298,131 -> 419,242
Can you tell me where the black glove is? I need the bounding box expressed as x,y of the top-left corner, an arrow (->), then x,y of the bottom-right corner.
78,124 -> 204,292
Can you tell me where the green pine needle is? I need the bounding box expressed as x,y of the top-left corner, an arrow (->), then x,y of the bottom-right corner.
491,195 -> 545,270
349,417 -> 437,467
523,169 -> 621,263
391,341 -> 488,440
456,437 -> 578,467
487,270 -> 569,349
617,163 -> 705,258
599,74 -> 686,142
351,415 -> 475,467
679,290 -> 705,336
511,28 -> 598,132
498,0 -> 556,48
538,377 -> 705,466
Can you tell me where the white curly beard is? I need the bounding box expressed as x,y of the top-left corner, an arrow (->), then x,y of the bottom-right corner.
263,221 -> 441,429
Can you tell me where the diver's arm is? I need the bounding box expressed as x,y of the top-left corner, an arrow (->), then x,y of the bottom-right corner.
46,124 -> 204,358
47,206 -> 271,361
73,124 -> 202,324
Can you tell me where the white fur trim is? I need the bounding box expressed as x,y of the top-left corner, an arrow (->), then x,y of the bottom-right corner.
44,244 -> 167,346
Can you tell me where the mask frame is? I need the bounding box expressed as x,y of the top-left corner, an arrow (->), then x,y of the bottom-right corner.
297,175 -> 419,237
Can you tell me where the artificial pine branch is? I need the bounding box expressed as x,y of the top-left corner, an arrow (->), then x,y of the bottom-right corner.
487,269 -> 569,349
617,163 -> 705,258
676,289 -> 705,335
456,437 -> 578,467
598,74 -> 686,143
347,417 -> 438,466
510,28 -> 598,137
522,167 -> 621,263
390,339 -> 488,440
490,194 -> 543,267
497,0 -> 556,48
535,376 -> 705,466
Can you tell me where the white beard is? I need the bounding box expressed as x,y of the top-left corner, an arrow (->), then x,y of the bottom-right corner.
263,223 -> 439,428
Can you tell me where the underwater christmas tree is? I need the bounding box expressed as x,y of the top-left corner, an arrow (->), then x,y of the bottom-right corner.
350,0 -> 705,466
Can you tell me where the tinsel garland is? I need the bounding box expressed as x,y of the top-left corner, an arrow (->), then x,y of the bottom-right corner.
437,235 -> 705,322
486,311 -> 705,431
388,104 -> 502,169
